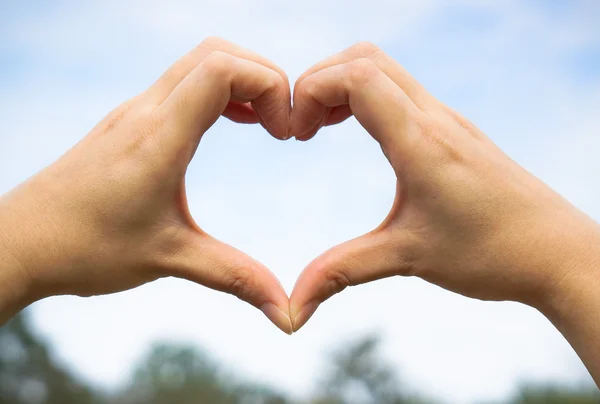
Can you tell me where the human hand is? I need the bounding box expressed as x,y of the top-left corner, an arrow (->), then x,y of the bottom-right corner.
0,37 -> 293,333
288,43 -> 600,332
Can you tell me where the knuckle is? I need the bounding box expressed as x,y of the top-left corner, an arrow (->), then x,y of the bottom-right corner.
277,69 -> 290,87
265,70 -> 285,91
201,51 -> 233,79
102,105 -> 129,133
201,36 -> 227,49
345,58 -> 379,85
294,72 -> 310,96
323,268 -> 352,295
95,97 -> 138,134
132,106 -> 163,137
118,107 -> 165,160
445,107 -> 486,139
226,267 -> 255,301
301,77 -> 319,99
349,41 -> 382,57
268,64 -> 289,88
418,120 -> 464,163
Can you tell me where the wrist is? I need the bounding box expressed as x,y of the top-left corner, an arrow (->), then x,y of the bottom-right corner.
0,187 -> 51,324
0,225 -> 37,324
514,206 -> 600,314
538,259 -> 600,325
532,230 -> 600,327
533,244 -> 600,383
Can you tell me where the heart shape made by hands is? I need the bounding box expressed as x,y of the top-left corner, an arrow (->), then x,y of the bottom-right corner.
2,37 -> 587,367
176,40 -> 405,336
86,38 -> 525,339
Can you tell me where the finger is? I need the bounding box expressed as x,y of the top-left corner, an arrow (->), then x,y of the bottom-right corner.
292,107 -> 331,142
294,42 -> 436,112
147,37 -> 291,139
294,106 -> 353,142
222,102 -> 260,124
168,231 -> 292,335
157,51 -> 290,156
290,58 -> 427,155
324,105 -> 353,126
289,229 -> 414,332
147,37 -> 290,106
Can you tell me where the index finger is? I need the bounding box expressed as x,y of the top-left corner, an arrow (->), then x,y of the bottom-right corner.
147,37 -> 291,140
295,42 -> 436,111
157,51 -> 290,157
290,58 -> 427,153
291,42 -> 437,140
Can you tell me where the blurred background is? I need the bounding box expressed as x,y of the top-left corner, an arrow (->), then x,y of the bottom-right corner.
1,1 -> 599,403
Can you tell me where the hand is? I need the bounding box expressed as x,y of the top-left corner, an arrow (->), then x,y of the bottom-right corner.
288,43 -> 600,332
0,37 -> 293,333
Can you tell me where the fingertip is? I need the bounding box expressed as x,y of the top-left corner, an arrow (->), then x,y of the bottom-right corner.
261,302 -> 293,335
280,109 -> 292,141
268,71 -> 292,140
273,99 -> 292,141
288,257 -> 329,331
295,133 -> 314,142
254,97 -> 291,141
291,110 -> 328,141
288,108 -> 304,140
291,300 -> 320,332
289,89 -> 328,140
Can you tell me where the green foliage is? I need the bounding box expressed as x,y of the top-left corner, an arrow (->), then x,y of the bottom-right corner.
311,335 -> 432,404
507,383 -> 600,404
0,313 -> 100,404
117,343 -> 288,404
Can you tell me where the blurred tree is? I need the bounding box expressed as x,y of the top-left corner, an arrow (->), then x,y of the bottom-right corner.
310,335 -> 433,404
3,312 -> 600,404
116,343 -> 289,404
0,311 -> 101,404
505,383 -> 600,404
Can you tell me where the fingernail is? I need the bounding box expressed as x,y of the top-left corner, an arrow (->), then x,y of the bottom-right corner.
279,116 -> 290,140
257,112 -> 276,138
289,111 -> 312,140
294,114 -> 327,142
292,301 -> 320,332
260,303 -> 293,335
288,113 -> 300,139
281,108 -> 291,140
285,107 -> 292,140
256,109 -> 287,140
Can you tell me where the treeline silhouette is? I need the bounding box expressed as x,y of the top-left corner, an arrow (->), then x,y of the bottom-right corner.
1,312 -> 598,404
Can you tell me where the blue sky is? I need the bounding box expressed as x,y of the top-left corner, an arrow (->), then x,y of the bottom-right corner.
1,1 -> 600,403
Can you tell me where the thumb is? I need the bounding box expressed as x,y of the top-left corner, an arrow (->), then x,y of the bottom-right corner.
166,230 -> 292,334
289,228 -> 414,332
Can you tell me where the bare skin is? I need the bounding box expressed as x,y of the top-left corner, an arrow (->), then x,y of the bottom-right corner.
1,39 -> 599,385
0,37 -> 294,334
288,43 -> 600,385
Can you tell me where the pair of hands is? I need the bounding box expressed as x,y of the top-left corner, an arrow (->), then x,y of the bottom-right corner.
1,38 -> 598,338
